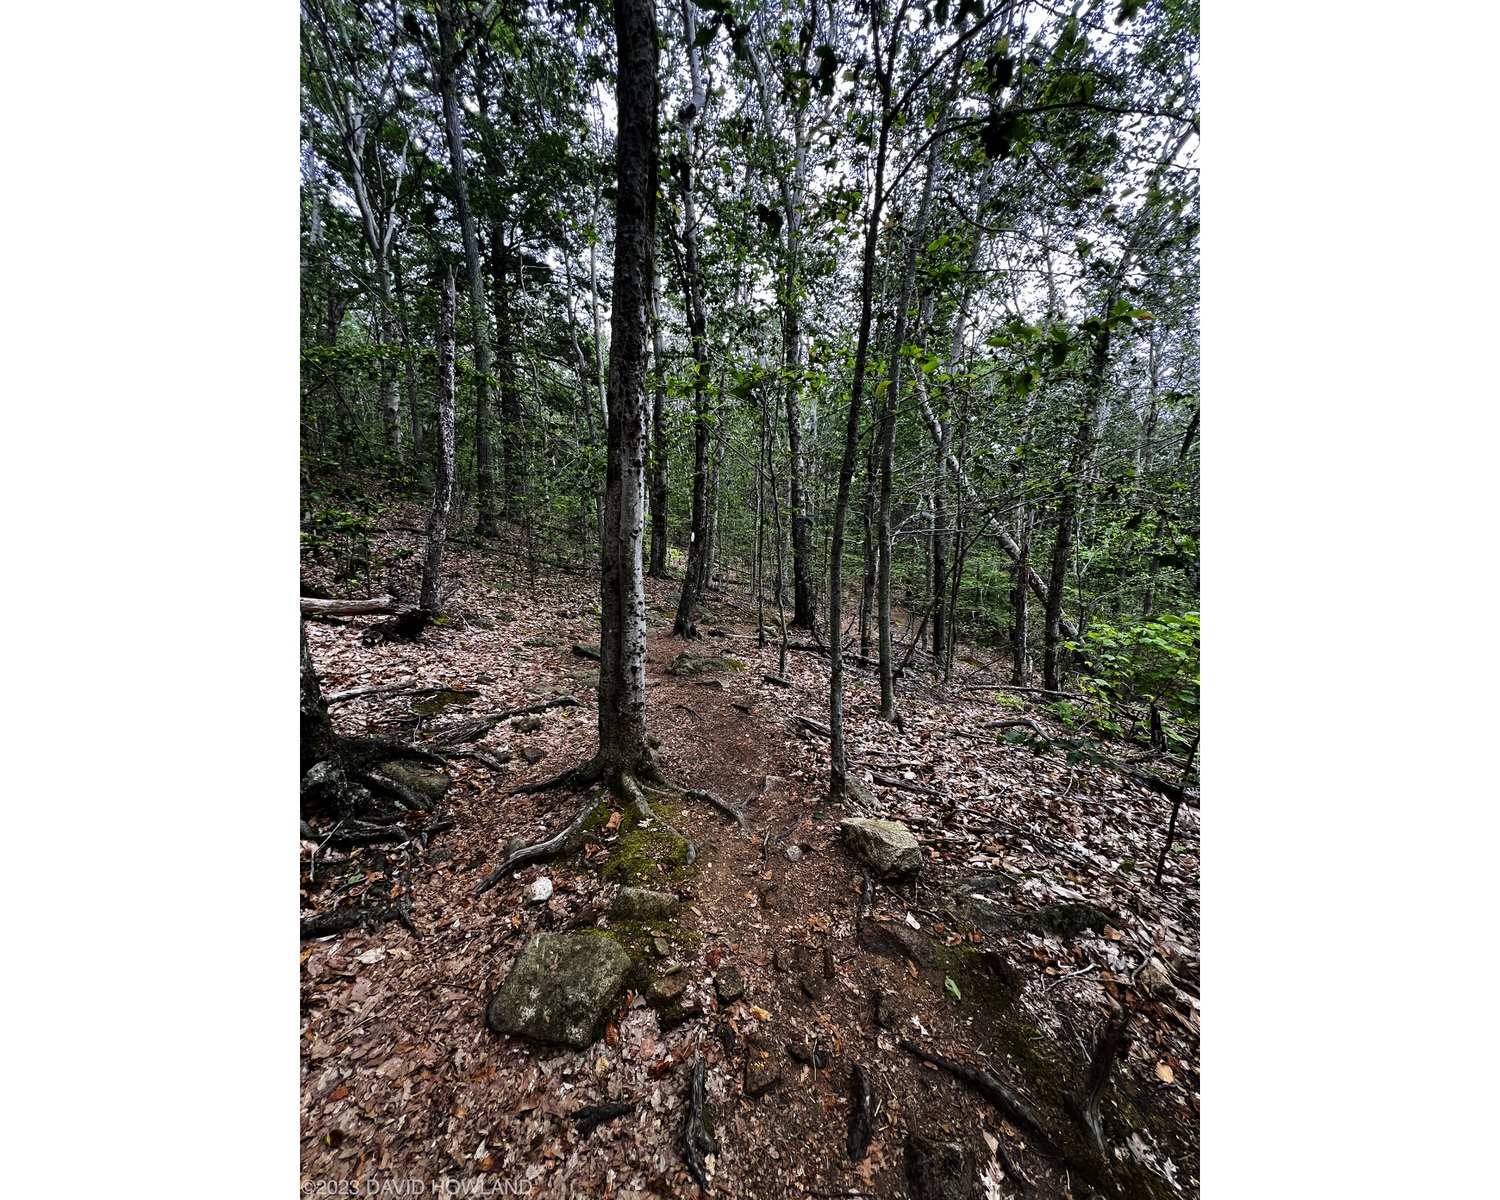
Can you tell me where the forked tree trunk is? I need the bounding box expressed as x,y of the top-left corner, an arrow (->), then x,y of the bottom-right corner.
421,270 -> 458,612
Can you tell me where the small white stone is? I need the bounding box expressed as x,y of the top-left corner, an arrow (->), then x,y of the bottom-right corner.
525,877 -> 554,903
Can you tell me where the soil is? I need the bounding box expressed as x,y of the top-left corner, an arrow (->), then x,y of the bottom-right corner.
301,534 -> 1200,1199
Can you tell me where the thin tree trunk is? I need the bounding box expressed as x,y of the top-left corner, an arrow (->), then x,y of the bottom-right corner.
436,0 -> 498,536
671,0 -> 711,639
596,0 -> 658,776
874,144 -> 940,719
490,220 -> 526,517
421,270 -> 458,611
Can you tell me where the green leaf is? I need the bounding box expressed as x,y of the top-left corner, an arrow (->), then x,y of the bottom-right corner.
944,976 -> 962,1000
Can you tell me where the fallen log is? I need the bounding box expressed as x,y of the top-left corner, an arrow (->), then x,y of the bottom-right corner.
300,595 -> 398,617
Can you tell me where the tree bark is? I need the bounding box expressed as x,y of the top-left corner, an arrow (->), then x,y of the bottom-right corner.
647,273 -> 671,578
421,269 -> 457,611
595,0 -> 658,777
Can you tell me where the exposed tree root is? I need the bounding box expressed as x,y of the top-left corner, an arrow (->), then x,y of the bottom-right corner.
685,788 -> 748,835
846,1063 -> 874,1161
472,799 -> 602,898
899,1040 -> 1060,1159
476,750 -> 749,898
300,899 -> 418,941
683,1059 -> 718,1192
1069,1002 -> 1130,1158
569,1101 -> 635,1140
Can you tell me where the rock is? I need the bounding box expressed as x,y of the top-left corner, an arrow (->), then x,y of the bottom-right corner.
365,759 -> 452,805
612,887 -> 680,921
759,776 -> 795,804
744,1047 -> 782,1097
839,818 -> 922,881
1032,902 -> 1114,938
646,969 -> 689,1007
469,615 -> 496,630
872,987 -> 905,1030
475,672 -> 497,684
523,638 -> 559,648
787,1040 -> 830,1069
784,844 -> 803,863
524,877 -> 554,903
520,746 -> 547,766
714,965 -> 746,1003
694,678 -> 726,691
426,847 -> 454,865
1138,956 -> 1174,998
857,918 -> 937,968
666,652 -> 744,677
571,643 -> 602,661
504,835 -> 529,859
486,933 -> 632,1049
514,715 -> 542,733
904,1132 -> 976,1200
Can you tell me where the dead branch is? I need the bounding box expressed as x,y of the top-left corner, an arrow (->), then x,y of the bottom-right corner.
326,678 -> 419,704
986,718 -> 1047,738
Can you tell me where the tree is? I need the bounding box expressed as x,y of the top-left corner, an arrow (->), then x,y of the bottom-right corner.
419,267 -> 457,611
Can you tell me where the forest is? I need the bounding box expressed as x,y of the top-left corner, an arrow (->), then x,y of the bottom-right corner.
299,0 -> 1200,1195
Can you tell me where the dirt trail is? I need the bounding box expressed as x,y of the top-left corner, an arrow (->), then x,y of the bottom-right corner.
301,553 -> 1200,1199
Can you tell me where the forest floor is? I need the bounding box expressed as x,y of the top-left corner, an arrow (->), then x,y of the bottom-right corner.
300,527 -> 1200,1200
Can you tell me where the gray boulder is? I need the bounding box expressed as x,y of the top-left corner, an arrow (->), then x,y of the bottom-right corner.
612,887 -> 681,921
486,933 -> 632,1049
839,818 -> 922,880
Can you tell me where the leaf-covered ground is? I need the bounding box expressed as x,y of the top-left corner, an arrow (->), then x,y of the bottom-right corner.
301,531 -> 1199,1198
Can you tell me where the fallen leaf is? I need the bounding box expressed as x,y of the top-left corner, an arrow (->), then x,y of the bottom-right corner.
357,948 -> 386,965
327,1085 -> 350,1102
1155,1062 -> 1174,1084
1102,925 -> 1123,941
748,1006 -> 772,1021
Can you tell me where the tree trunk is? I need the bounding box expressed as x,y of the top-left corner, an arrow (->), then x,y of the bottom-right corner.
670,0 -> 711,639
874,146 -> 939,720
595,0 -> 658,777
421,270 -> 458,612
435,0 -> 498,537
490,220 -> 526,517
648,273 -> 671,578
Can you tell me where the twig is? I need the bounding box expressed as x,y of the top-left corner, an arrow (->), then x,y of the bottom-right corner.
326,678 -> 419,704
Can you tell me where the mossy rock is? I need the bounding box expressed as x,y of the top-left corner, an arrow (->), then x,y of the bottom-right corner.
365,759 -> 452,806
486,932 -> 632,1049
602,826 -> 691,886
665,653 -> 744,677
410,688 -> 480,717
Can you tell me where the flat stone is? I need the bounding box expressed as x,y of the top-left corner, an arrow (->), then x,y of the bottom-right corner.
487,933 -> 632,1049
514,715 -> 542,733
612,887 -> 681,921
744,1048 -> 782,1097
714,965 -> 746,1003
857,918 -> 937,968
571,643 -> 601,661
839,818 -> 922,881
520,746 -> 547,765
904,1132 -> 976,1200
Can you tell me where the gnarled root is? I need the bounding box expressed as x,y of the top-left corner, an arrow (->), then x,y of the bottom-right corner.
683,1059 -> 718,1192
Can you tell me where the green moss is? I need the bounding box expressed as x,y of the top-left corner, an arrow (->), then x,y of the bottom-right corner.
932,941 -> 1024,1015
409,688 -> 479,716
602,826 -> 690,885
